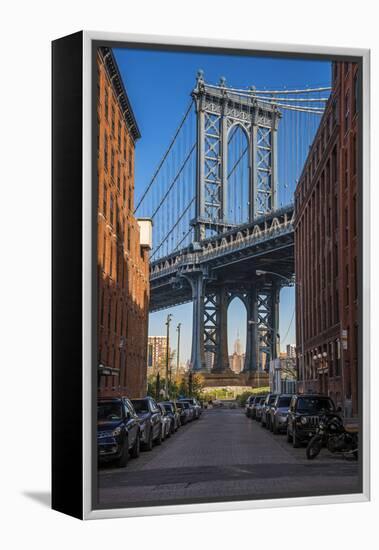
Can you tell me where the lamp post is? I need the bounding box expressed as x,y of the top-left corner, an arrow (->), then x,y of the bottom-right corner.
165,313 -> 173,399
313,350 -> 328,394
256,269 -> 303,389
176,323 -> 181,382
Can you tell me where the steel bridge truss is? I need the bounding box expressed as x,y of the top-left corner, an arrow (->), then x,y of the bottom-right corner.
192,74 -> 280,241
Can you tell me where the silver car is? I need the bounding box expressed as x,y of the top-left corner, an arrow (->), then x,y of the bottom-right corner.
158,403 -> 171,440
269,394 -> 292,434
255,397 -> 266,421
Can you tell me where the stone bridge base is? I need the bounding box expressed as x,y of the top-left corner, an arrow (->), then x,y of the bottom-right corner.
199,370 -> 269,389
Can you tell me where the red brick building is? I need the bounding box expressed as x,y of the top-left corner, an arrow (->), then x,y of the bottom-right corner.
97,47 -> 151,398
294,61 -> 359,417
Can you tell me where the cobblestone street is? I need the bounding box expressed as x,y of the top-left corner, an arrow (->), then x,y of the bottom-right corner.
98,408 -> 360,509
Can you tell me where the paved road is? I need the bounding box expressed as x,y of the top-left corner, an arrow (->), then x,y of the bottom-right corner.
97,408 -> 360,508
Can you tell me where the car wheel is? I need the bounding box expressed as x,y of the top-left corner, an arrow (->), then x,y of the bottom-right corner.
117,436 -> 129,468
272,420 -> 278,435
292,427 -> 301,448
171,421 -> 175,435
155,427 -> 162,446
142,427 -> 153,451
166,425 -> 171,438
130,432 -> 140,458
287,426 -> 293,443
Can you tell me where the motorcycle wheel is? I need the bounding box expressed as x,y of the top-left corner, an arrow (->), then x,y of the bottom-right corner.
306,435 -> 322,460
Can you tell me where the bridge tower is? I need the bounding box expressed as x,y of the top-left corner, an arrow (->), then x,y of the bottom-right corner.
188,72 -> 282,377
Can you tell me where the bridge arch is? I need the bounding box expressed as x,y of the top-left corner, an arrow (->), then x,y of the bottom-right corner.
227,124 -> 250,226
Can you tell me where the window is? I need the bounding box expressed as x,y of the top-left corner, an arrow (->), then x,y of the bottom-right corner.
334,243 -> 339,277
128,186 -> 132,211
332,100 -> 338,126
100,290 -> 104,326
111,106 -> 115,135
334,194 -> 338,229
332,147 -> 338,184
114,301 -> 118,333
111,149 -> 114,179
344,62 -> 349,77
353,134 -> 357,175
102,232 -> 106,268
344,207 -> 349,246
109,242 -> 113,277
354,74 -> 358,115
104,132 -> 108,171
344,149 -> 349,188
110,194 -> 114,225
344,91 -> 350,133
353,256 -> 358,301
335,289 -> 339,324
127,226 -> 131,251
117,160 -> 121,190
107,297 -> 111,331
345,265 -> 349,306
128,148 -> 132,176
118,121 -> 121,149
103,187 -> 107,215
104,88 -> 109,119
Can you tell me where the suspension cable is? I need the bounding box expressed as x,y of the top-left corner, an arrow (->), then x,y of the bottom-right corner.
134,99 -> 193,213
150,143 -> 196,219
151,197 -> 195,259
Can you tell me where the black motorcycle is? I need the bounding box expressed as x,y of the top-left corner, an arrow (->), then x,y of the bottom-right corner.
306,411 -> 358,460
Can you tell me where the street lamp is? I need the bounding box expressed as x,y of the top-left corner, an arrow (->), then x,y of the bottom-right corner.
256,269 -> 304,389
176,323 -> 182,382
165,314 -> 173,399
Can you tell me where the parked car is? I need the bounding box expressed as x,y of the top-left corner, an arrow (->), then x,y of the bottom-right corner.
131,396 -> 162,450
97,397 -> 140,467
245,395 -> 255,417
176,401 -> 191,424
158,402 -> 172,440
287,394 -> 337,448
269,394 -> 293,434
250,395 -> 266,419
261,393 -> 279,429
179,398 -> 202,419
254,397 -> 266,421
161,401 -> 181,433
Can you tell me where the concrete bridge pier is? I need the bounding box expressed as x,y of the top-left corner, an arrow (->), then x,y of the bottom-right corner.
243,287 -> 258,374
183,270 -> 206,372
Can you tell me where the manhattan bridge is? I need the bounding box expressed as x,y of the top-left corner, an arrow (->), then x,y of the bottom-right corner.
136,71 -> 330,386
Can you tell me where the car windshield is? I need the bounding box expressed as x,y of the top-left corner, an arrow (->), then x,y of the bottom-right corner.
164,404 -> 172,412
176,403 -> 183,409
278,397 -> 292,407
131,399 -> 149,413
268,395 -> 277,404
98,402 -> 123,421
297,397 -> 334,413
183,403 -> 190,409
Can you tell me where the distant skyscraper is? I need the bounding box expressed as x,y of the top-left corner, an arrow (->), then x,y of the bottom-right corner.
147,336 -> 168,374
286,344 -> 296,359
229,332 -> 244,374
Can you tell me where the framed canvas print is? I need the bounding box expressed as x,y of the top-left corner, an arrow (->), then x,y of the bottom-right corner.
52,31 -> 370,520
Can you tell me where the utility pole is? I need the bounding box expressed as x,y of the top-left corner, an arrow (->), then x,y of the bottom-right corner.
176,323 -> 181,381
165,313 -> 173,399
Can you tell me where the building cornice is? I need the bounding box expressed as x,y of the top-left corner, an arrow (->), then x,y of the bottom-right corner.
99,46 -> 141,142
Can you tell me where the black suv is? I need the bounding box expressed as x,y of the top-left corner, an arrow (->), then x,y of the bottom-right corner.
287,394 -> 337,448
131,397 -> 162,450
97,397 -> 140,467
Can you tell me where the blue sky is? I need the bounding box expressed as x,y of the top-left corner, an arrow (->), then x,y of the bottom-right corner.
114,47 -> 331,365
